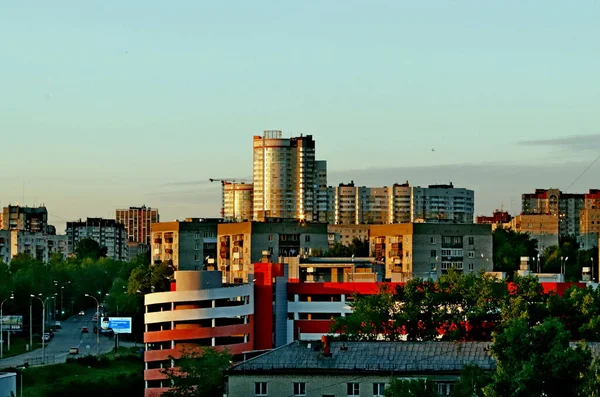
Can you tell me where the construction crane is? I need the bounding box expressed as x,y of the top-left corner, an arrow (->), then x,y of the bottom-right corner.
209,178 -> 250,219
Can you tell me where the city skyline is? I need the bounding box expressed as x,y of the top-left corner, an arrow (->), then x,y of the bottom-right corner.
2,2 -> 600,231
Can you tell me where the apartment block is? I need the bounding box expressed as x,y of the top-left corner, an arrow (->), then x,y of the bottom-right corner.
217,220 -> 329,283
503,214 -> 559,251
151,218 -> 220,270
411,183 -> 474,223
369,223 -> 493,281
223,183 -> 254,222
252,131 -> 326,222
522,188 -> 585,236
66,218 -> 127,261
116,206 -> 159,245
327,224 -> 370,248
1,205 -> 51,233
0,230 -> 67,263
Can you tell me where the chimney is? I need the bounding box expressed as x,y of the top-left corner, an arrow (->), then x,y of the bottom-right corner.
322,335 -> 332,357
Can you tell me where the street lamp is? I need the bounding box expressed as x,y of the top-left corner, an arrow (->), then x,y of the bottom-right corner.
30,294 -> 53,364
54,281 -> 71,319
85,294 -> 100,356
1,293 -> 14,359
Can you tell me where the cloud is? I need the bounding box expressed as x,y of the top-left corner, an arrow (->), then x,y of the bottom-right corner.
519,134 -> 600,151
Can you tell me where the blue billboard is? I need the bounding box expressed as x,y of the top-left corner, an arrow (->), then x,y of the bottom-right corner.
107,317 -> 132,334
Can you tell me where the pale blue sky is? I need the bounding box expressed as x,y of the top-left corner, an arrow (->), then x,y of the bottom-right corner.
1,1 -> 599,231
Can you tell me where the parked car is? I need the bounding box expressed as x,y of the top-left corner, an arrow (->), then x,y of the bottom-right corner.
55,321 -> 62,329
69,347 -> 79,355
78,310 -> 85,316
81,327 -> 89,333
42,333 -> 51,342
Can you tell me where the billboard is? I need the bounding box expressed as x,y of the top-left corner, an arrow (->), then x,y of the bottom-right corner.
0,316 -> 23,331
107,317 -> 132,334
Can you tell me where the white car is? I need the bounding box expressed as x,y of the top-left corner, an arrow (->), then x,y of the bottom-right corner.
42,333 -> 51,342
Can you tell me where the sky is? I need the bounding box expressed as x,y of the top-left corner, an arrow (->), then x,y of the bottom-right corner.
1,1 -> 600,232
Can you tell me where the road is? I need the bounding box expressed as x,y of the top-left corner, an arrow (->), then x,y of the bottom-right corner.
0,309 -> 136,368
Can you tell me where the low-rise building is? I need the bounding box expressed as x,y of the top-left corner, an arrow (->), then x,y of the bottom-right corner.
476,209 -> 512,225
369,223 -> 493,281
227,340 -> 495,397
327,224 -> 370,248
150,218 -> 221,270
217,220 -> 329,283
66,218 -> 127,261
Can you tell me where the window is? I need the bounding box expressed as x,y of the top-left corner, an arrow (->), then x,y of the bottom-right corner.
468,237 -> 474,245
268,234 -> 274,242
294,382 -> 306,396
305,235 -> 311,242
430,250 -> 436,258
255,382 -> 267,396
468,251 -> 475,258
430,237 -> 436,244
441,249 -> 451,256
430,263 -> 436,270
373,382 -> 385,396
468,263 -> 474,270
437,382 -> 454,396
347,383 -> 360,396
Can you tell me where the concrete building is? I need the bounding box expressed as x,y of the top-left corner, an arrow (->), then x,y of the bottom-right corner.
1,205 -> 50,233
328,182 -> 412,225
223,183 -> 254,222
369,223 -> 493,281
217,220 -> 329,283
66,218 -> 127,261
327,224 -> 370,248
143,270 -> 254,397
411,183 -> 474,224
0,230 -> 67,263
313,161 -> 329,223
580,207 -> 600,235
252,131 -> 327,222
116,206 -> 159,245
522,188 -> 585,236
227,340 -> 495,397
151,218 -> 220,270
504,214 -> 560,251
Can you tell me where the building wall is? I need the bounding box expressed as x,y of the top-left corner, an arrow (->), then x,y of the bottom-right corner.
223,183 -> 253,222
521,188 -> 586,236
7,230 -> 68,263
327,224 -> 370,247
411,184 -> 474,224
0,231 -> 9,263
66,218 -> 127,261
151,220 -> 219,270
143,272 -> 254,397
228,373 -> 458,397
1,205 -> 49,233
580,208 -> 600,235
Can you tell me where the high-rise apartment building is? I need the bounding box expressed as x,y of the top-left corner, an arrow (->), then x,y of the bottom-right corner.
411,183 -> 474,224
223,183 -> 254,222
151,218 -> 221,270
522,188 -> 586,236
0,230 -> 67,263
252,131 -> 326,222
66,218 -> 127,261
1,205 -> 51,233
116,206 -> 159,245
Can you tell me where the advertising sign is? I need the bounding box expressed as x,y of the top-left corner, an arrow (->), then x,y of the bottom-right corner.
107,317 -> 132,334
0,316 -> 23,331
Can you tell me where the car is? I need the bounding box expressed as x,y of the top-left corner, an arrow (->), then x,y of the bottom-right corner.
69,347 -> 79,355
42,333 -> 51,342
78,311 -> 85,316
81,327 -> 89,333
55,321 -> 61,329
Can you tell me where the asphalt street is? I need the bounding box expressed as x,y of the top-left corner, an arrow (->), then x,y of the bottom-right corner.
0,309 -> 136,368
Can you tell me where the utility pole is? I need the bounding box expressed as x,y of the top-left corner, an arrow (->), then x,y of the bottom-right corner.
1,293 -> 14,359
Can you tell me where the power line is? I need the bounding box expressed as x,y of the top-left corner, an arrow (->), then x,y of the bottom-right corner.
565,152 -> 600,192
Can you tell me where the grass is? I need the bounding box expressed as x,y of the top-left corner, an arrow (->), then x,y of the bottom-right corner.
14,348 -> 144,397
0,335 -> 42,358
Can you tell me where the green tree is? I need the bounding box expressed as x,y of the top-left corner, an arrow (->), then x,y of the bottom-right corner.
161,347 -> 232,397
75,238 -> 107,260
484,317 -> 593,397
452,365 -> 492,397
493,228 -> 538,276
325,238 -> 370,257
384,378 -> 439,397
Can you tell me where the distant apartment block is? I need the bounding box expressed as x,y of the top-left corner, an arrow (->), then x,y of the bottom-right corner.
327,224 -> 370,248
411,183 -> 474,223
66,218 -> 127,261
1,205 -> 51,233
252,131 -> 327,222
502,214 -> 559,251
116,206 -> 159,245
521,188 -> 588,236
217,220 -> 329,283
151,218 -> 220,270
223,183 -> 254,222
369,223 -> 493,281
476,209 -> 512,224
0,230 -> 67,263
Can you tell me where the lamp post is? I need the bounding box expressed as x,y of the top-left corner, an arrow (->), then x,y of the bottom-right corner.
30,294 -> 52,364
54,281 -> 71,319
1,293 -> 14,359
85,294 -> 100,356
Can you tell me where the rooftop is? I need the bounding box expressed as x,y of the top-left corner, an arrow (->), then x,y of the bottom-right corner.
230,341 -> 495,374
